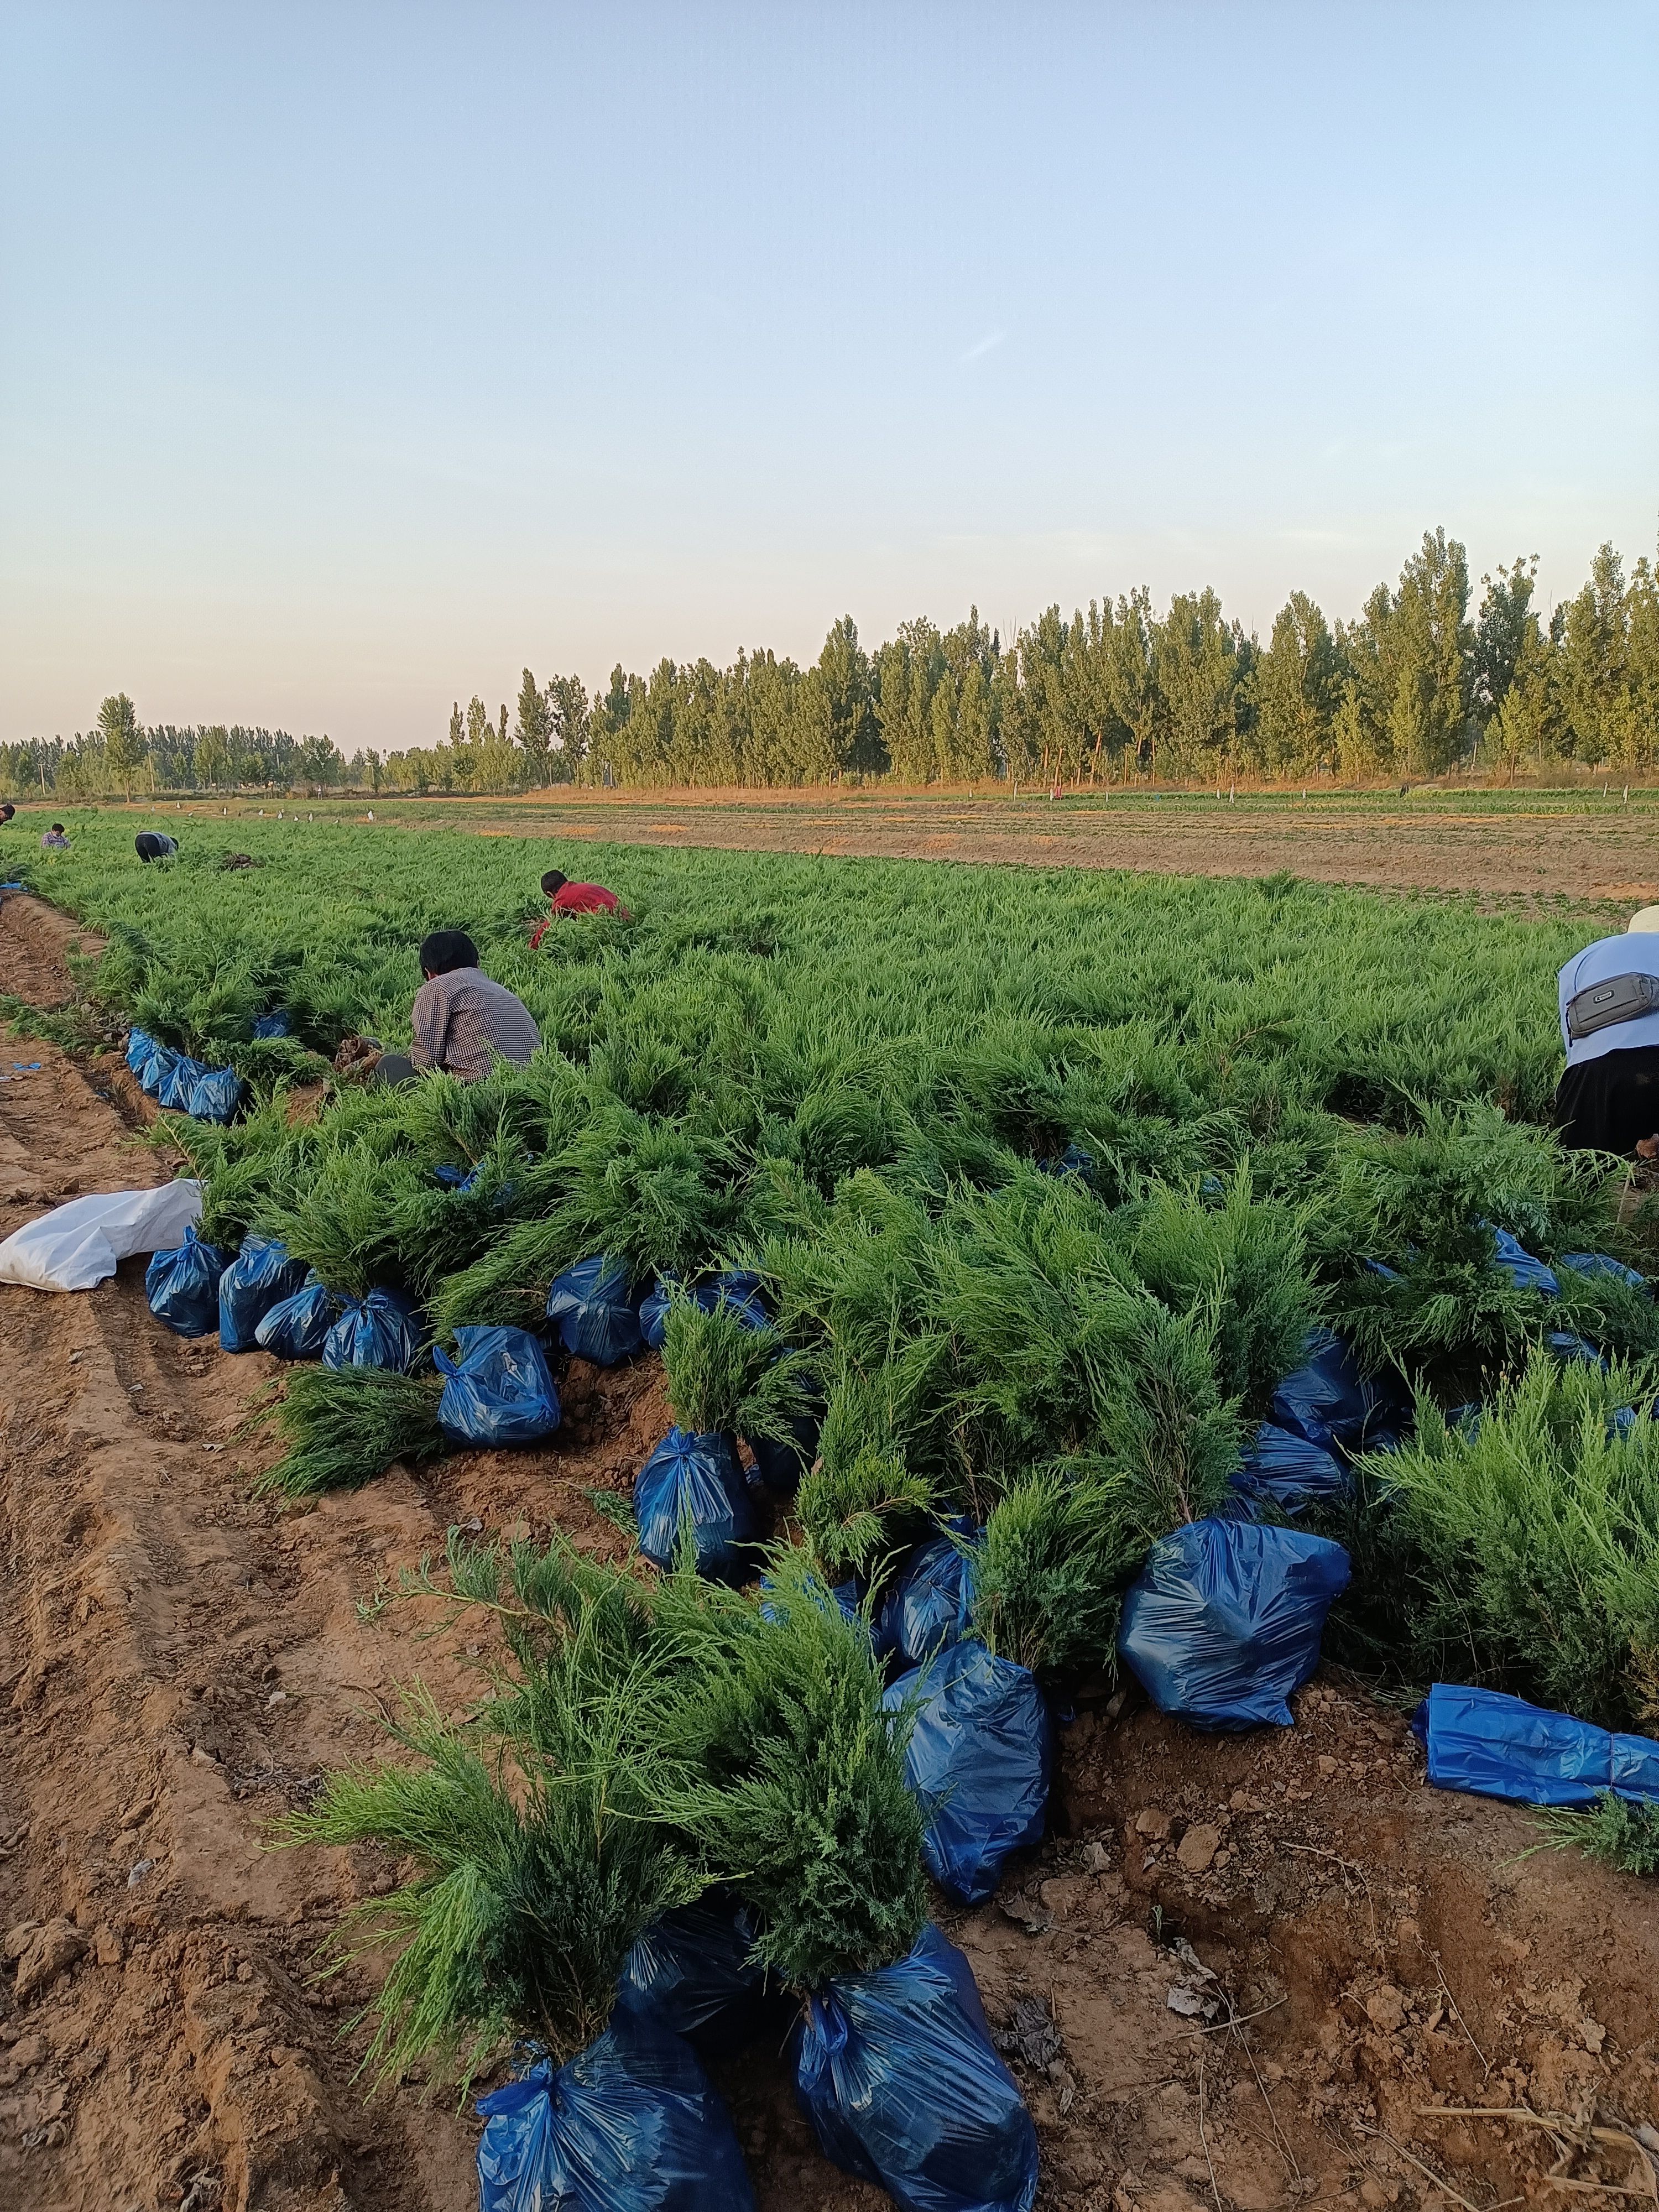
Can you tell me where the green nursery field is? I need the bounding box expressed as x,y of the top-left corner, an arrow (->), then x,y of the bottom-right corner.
12,811 -> 1659,2084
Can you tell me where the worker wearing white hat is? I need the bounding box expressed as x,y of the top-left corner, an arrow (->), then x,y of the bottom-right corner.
1553,907 -> 1659,1153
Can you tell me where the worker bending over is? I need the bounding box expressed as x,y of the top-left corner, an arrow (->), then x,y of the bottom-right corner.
529,867 -> 625,947
374,930 -> 540,1087
1554,906 -> 1659,1154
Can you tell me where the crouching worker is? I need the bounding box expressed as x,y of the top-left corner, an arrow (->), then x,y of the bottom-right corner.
135,831 -> 178,863
374,930 -> 540,1088
1554,906 -> 1659,1154
529,867 -> 625,947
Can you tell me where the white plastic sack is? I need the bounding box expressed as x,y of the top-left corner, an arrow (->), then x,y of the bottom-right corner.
0,1180 -> 203,1293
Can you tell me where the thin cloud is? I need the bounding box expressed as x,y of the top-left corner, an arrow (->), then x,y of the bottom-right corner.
958,329 -> 1006,367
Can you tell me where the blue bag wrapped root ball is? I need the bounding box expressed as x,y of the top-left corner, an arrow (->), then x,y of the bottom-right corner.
875,1533 -> 977,1666
635,1428 -> 755,1580
158,1053 -> 213,1113
323,1287 -> 424,1374
547,1254 -> 644,1365
1228,1422 -> 1349,1517
795,1921 -> 1039,2212
745,1408 -> 821,1495
639,1267 -> 769,1351
138,1042 -> 179,1099
251,1010 -> 289,1039
1488,1225 -> 1559,1296
476,2008 -> 755,2212
884,1640 -> 1051,1905
254,1272 -> 340,1360
1119,1516 -> 1350,1731
436,1325 -> 560,1446
145,1224 -> 230,1338
124,1028 -> 159,1083
187,1065 -> 243,1124
218,1235 -> 309,1353
615,1892 -> 780,2056
1270,1327 -> 1402,1453
1412,1683 -> 1659,1809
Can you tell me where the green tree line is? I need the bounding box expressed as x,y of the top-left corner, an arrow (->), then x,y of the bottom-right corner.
6,527 -> 1655,799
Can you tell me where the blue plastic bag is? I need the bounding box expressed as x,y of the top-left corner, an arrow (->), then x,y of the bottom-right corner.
635,1428 -> 755,1580
760,1571 -> 864,1632
218,1235 -> 309,1353
1270,1327 -> 1402,1453
1037,1142 -> 1095,1185
1119,1516 -> 1351,1731
794,1921 -> 1039,2212
1228,1422 -> 1350,1516
158,1053 -> 213,1112
615,1893 -> 781,2056
1487,1225 -> 1559,1296
188,1066 -> 243,1124
124,1028 -> 159,1082
475,2008 -> 755,2212
745,1408 -> 821,1495
1547,1329 -> 1605,1368
1413,1684 -> 1659,1807
145,1225 -> 230,1338
639,1269 -> 769,1351
875,1533 -> 978,1666
138,1042 -> 179,1099
251,1011 -> 289,1039
435,1326 -> 560,1446
1559,1250 -> 1647,1290
254,1274 -> 340,1359
322,1287 -> 424,1374
546,1255 -> 644,1365
884,1641 -> 1051,1905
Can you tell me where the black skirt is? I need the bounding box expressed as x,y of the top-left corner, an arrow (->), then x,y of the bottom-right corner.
1553,1043 -> 1659,1154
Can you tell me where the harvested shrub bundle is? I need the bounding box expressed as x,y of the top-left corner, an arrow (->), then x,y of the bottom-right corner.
1350,1353 -> 1659,1733
259,1364 -> 444,1496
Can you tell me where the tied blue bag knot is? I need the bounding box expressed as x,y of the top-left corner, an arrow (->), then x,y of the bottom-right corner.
1412,1684 -> 1659,1809
1270,1327 -> 1404,1453
639,1268 -> 769,1351
547,1255 -> 644,1366
218,1235 -> 309,1353
635,1428 -> 755,1580
615,1893 -> 784,2056
1118,1517 -> 1350,1731
874,1530 -> 978,1666
793,1921 -> 1039,2212
145,1224 -> 231,1338
884,1641 -> 1051,1905
1228,1423 -> 1349,1517
474,2008 -> 755,2212
436,1326 -> 560,1446
323,1287 -> 424,1374
254,1272 -> 340,1360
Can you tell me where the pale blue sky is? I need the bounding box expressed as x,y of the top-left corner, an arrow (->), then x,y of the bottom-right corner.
2,2 -> 1655,749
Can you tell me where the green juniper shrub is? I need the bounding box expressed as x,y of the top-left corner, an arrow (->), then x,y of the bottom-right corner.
659,1294 -> 817,1444
260,1366 -> 445,1498
645,1545 -> 927,1992
1533,1792 -> 1659,1877
969,1465 -> 1133,1677
1347,1354 -> 1659,1732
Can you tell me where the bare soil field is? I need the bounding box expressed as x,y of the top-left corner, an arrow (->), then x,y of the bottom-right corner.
1,893 -> 1655,2212
416,789 -> 1659,907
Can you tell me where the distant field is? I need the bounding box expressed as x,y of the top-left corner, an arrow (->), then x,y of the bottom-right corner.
100,781 -> 1659,911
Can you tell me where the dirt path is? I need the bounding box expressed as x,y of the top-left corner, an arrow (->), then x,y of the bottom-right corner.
1,906 -> 1654,2212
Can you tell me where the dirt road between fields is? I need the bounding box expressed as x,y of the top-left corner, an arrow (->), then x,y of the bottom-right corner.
1,893 -> 1655,2212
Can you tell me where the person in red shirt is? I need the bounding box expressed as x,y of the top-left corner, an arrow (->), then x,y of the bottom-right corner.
529,868 -> 626,947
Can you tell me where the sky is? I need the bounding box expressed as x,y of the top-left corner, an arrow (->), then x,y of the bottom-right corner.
1,1 -> 1656,753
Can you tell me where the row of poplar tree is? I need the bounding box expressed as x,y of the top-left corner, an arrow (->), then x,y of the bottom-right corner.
427,528 -> 1659,790
4,529 -> 1655,800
